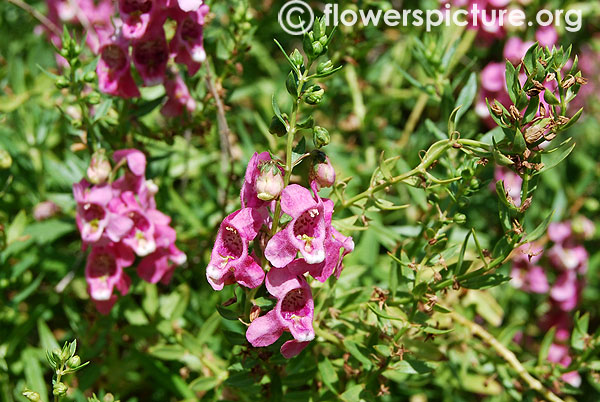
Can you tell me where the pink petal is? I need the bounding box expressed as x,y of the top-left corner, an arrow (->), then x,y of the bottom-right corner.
280,340 -> 310,358
264,230 -> 298,268
105,214 -> 134,242
246,310 -> 284,347
280,184 -> 317,218
234,256 -> 265,289
113,149 -> 147,176
177,0 -> 203,12
137,251 -> 170,284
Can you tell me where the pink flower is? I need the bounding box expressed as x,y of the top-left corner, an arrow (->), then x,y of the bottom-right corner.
510,263 -> 549,294
548,221 -> 572,244
33,201 -> 60,221
109,191 -> 157,256
246,264 -> 315,358
85,242 -> 134,314
503,37 -> 534,65
132,23 -> 169,86
548,244 -> 588,272
206,208 -> 266,290
265,185 -> 329,267
114,149 -> 147,176
549,271 -> 581,311
119,0 -> 155,39
97,34 -> 140,98
241,152 -> 282,209
170,5 -> 209,75
512,242 -> 544,265
547,343 -> 581,387
73,179 -> 133,243
87,149 -> 112,184
161,72 -> 196,117
138,243 -> 187,284
309,151 -> 336,190
536,26 -> 558,48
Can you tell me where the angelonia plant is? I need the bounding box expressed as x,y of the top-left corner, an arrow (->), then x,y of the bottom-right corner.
73,148 -> 185,313
205,18 -> 353,358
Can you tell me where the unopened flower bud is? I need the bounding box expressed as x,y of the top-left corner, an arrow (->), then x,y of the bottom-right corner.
22,390 -> 41,402
67,355 -> 81,367
84,71 -> 96,83
53,382 -> 68,396
249,305 -> 261,322
255,164 -> 284,201
312,41 -> 323,56
87,92 -> 101,105
56,77 -> 69,89
312,126 -> 330,148
453,213 -> 467,224
290,49 -> 303,68
303,85 -> 324,105
309,151 -> 336,189
87,149 -> 111,184
33,201 -> 60,221
572,216 -> 595,240
0,149 -> 12,169
103,393 -> 115,402
317,60 -> 334,75
269,115 -> 287,137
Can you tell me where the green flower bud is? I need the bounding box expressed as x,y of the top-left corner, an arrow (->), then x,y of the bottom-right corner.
53,382 -> 68,396
290,49 -> 303,68
318,35 -> 328,46
311,41 -> 323,57
453,213 -> 467,224
303,85 -> 324,105
52,348 -> 62,361
312,126 -> 330,148
84,71 -> 96,83
269,115 -> 287,137
56,77 -> 69,89
22,390 -> 41,402
67,355 -> 81,368
286,72 -> 298,96
87,92 -> 101,105
317,60 -> 333,75
103,393 -> 115,402
0,149 -> 12,170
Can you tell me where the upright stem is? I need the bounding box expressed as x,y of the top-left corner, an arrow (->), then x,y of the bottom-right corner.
449,310 -> 565,402
271,67 -> 307,235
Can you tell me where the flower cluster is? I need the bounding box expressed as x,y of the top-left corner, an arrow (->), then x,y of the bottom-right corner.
206,152 -> 354,358
45,0 -> 208,116
73,149 -> 186,314
510,218 -> 594,387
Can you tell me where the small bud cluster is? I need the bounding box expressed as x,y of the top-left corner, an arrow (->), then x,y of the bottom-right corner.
73,149 -> 185,313
43,340 -> 89,398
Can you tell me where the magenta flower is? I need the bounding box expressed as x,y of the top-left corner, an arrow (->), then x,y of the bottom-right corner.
119,0 -> 154,40
510,263 -> 549,294
132,23 -> 169,86
73,179 -> 133,243
289,200 -> 354,282
246,265 -> 315,358
170,6 -> 209,75
241,151 -> 282,209
110,191 -> 157,256
206,208 -> 266,290
550,271 -> 581,311
97,34 -> 140,98
503,37 -> 534,65
85,242 -> 134,314
309,152 -> 336,190
138,243 -> 187,284
161,72 -> 196,117
548,244 -> 588,273
548,222 -> 573,244
265,184 -> 329,267
536,26 -> 558,48
547,343 -> 582,387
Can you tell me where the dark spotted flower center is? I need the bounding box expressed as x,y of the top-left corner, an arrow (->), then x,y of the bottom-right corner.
101,45 -> 127,71
281,288 -> 309,320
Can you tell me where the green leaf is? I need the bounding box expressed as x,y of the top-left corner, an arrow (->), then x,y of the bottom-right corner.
343,340 -> 373,370
37,319 -> 59,353
523,210 -> 554,243
538,138 -> 575,174
387,359 -> 433,374
571,312 -> 589,351
272,95 -> 286,127
462,273 -> 510,289
149,344 -> 186,361
454,73 -> 477,123
318,358 -> 338,393
92,98 -> 112,123
560,107 -> 583,131
340,384 -> 364,402
513,129 -> 526,154
455,231 -> 472,276
216,305 -> 239,321
23,348 -> 48,402
189,376 -> 220,392
543,89 -> 560,105
538,327 -> 556,365
448,106 -> 461,136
